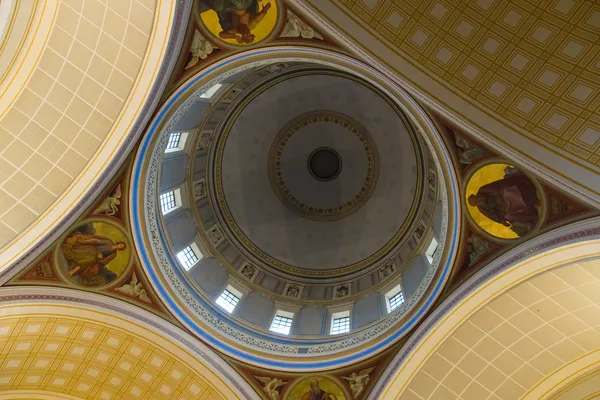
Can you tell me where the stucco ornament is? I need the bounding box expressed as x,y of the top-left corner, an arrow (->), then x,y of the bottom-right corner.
186,30 -> 214,69
115,272 -> 151,303
94,185 -> 121,216
280,10 -> 323,39
256,376 -> 287,400
342,367 -> 375,398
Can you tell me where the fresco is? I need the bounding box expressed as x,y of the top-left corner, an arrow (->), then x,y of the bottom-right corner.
198,0 -> 279,46
284,376 -> 347,400
57,220 -> 132,288
466,163 -> 542,239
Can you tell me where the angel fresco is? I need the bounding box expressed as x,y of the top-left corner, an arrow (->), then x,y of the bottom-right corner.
198,0 -> 273,44
468,166 -> 540,237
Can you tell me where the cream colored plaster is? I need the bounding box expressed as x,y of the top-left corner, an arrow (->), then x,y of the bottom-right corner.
0,302 -> 242,399
0,0 -> 173,271
377,222 -> 600,399
293,0 -> 600,206
547,366 -> 600,400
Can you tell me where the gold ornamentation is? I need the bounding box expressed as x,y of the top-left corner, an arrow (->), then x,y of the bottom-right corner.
208,69 -> 425,278
269,111 -> 379,221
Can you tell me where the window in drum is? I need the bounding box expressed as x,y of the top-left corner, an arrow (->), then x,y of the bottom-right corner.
270,310 -> 294,335
330,311 -> 350,335
216,286 -> 241,313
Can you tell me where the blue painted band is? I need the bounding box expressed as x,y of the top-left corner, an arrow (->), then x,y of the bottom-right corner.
130,47 -> 460,370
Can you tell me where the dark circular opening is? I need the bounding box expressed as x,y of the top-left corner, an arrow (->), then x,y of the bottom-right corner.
308,147 -> 342,181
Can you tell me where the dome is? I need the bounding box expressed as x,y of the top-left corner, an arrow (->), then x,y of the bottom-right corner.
131,47 -> 461,370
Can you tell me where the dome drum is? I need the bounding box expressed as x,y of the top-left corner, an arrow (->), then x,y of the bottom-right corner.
131,47 -> 460,370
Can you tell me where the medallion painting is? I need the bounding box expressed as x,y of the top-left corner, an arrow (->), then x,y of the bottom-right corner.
284,376 -> 348,400
56,220 -> 132,288
466,162 -> 544,240
198,0 -> 281,47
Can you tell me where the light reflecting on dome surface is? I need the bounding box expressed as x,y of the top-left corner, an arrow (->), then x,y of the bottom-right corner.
131,47 -> 460,370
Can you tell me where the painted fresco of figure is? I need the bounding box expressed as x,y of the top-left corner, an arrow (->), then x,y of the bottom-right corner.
468,167 -> 540,236
301,379 -> 329,400
62,232 -> 126,287
198,0 -> 272,44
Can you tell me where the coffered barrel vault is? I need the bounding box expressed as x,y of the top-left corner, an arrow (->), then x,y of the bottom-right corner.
0,0 -> 185,276
292,0 -> 600,206
0,288 -> 254,399
373,217 -> 600,399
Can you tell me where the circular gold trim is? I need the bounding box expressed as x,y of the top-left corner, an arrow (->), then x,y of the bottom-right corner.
268,111 -> 379,221
209,68 -> 426,278
462,158 -> 547,244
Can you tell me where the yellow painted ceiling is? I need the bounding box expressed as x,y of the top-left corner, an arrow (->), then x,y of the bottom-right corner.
548,366 -> 600,400
0,303 -> 241,400
299,0 -> 600,201
0,0 -> 175,272
390,258 -> 600,399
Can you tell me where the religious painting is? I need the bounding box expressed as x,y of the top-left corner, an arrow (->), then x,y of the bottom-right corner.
284,376 -> 348,400
197,0 -> 281,47
56,220 -> 132,288
466,163 -> 544,239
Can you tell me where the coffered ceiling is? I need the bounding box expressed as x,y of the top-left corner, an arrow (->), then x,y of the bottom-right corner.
0,292 -> 250,399
293,0 -> 600,205
0,0 -> 180,274
399,260 -> 600,399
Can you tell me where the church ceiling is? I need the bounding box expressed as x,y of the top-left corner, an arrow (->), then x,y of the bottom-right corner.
291,0 -> 600,205
0,292 -> 253,399
0,0 -> 185,278
375,245 -> 600,400
1,1 -> 599,399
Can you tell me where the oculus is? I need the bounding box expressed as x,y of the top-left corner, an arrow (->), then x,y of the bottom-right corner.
307,147 -> 342,182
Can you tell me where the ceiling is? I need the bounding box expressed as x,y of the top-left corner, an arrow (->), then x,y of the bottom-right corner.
293,0 -> 600,205
0,291 -> 251,400
548,366 -> 600,399
0,0 -> 178,273
220,72 -> 419,271
400,260 -> 600,399
374,218 -> 600,400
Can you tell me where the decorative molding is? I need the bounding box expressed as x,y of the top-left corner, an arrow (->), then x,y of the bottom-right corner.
185,30 -> 214,70
239,261 -> 259,282
114,272 -> 151,304
268,111 -> 379,221
194,178 -> 207,200
378,260 -> 395,280
255,376 -> 287,400
206,224 -> 224,247
343,366 -> 376,399
333,283 -> 351,299
283,283 -> 304,299
93,184 -> 122,216
370,217 -> 600,398
131,47 -> 461,369
280,10 -> 323,40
